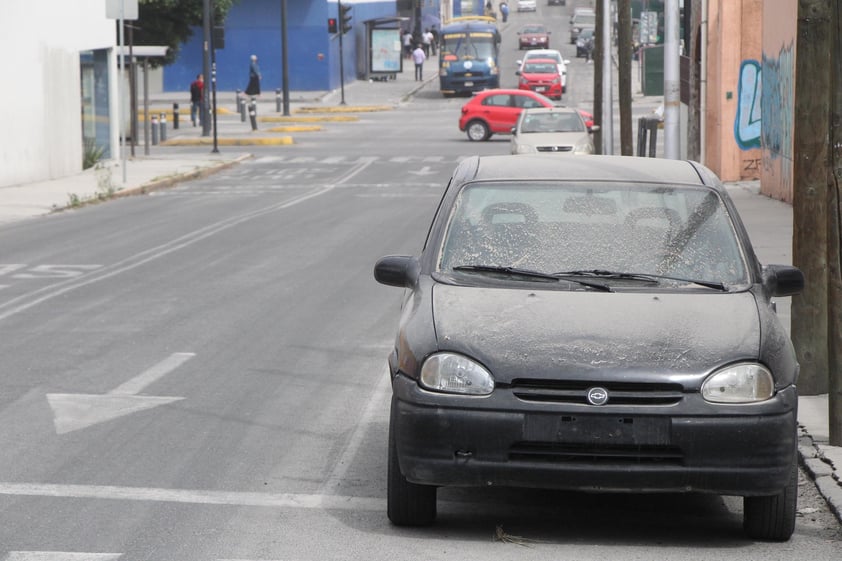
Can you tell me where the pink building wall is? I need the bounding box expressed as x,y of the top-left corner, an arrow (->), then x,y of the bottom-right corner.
705,0 -> 763,182
759,0 -> 797,202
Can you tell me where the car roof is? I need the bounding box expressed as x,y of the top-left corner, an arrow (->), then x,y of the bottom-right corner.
474,88 -> 546,97
522,107 -> 579,114
454,155 -> 711,186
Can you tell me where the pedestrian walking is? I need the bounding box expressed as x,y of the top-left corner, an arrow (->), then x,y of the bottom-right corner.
245,54 -> 262,97
422,28 -> 434,57
412,43 -> 426,81
189,73 -> 204,127
403,30 -> 414,59
430,26 -> 439,55
499,2 -> 509,23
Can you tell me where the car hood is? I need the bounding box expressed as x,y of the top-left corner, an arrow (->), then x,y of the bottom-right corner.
432,284 -> 760,383
521,72 -> 558,81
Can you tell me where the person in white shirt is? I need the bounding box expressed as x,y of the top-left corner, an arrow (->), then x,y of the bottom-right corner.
403,30 -> 414,59
411,44 -> 427,81
422,28 -> 434,57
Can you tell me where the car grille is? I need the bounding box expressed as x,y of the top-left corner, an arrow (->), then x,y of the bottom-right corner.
510,379 -> 685,405
509,442 -> 684,464
535,145 -> 574,152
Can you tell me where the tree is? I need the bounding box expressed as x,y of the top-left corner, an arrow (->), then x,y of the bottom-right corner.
131,0 -> 239,65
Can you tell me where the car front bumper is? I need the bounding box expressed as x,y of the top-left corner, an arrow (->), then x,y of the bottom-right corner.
391,374 -> 797,496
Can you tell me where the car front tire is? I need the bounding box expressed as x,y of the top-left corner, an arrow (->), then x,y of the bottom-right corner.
387,399 -> 437,526
466,119 -> 491,141
743,454 -> 798,541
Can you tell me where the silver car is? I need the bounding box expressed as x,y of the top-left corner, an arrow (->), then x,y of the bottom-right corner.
511,107 -> 597,154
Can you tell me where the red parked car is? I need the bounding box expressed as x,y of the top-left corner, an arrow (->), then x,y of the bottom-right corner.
516,58 -> 563,100
459,89 -> 555,141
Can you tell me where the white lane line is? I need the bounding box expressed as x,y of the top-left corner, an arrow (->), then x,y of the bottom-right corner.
110,352 -> 195,396
0,482 -> 383,511
3,553 -> 122,561
319,366 -> 391,497
0,159 -> 377,324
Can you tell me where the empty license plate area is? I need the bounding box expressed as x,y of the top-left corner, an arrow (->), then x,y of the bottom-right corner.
524,414 -> 671,445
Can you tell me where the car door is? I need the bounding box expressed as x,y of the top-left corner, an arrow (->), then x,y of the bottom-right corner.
481,93 -> 515,133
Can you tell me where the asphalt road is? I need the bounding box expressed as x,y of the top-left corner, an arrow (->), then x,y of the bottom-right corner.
0,4 -> 840,560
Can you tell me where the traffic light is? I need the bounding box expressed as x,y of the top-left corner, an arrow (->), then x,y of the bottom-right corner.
327,17 -> 337,34
340,2 -> 353,34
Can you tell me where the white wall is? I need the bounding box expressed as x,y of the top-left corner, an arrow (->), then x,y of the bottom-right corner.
0,0 -> 117,188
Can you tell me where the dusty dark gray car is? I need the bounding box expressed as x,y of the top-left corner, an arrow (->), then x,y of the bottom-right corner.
374,155 -> 804,541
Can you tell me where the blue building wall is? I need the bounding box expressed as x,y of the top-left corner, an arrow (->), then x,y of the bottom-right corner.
164,0 -> 400,93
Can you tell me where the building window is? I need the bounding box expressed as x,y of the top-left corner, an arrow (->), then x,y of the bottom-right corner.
80,49 -> 111,159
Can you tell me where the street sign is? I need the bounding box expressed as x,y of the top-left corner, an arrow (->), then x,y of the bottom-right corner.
105,0 -> 138,20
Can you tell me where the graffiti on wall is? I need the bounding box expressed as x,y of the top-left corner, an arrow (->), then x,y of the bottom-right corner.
760,43 -> 795,200
735,60 -> 761,150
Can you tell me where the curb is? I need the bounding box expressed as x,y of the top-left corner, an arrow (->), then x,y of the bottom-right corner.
114,154 -> 253,199
160,137 -> 293,147
799,428 -> 842,525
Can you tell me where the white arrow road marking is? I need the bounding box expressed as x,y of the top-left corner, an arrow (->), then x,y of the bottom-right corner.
3,554 -> 121,561
408,166 -> 437,176
46,353 -> 194,435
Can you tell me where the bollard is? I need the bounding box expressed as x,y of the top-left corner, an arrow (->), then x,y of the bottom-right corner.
276,88 -> 282,113
159,113 -> 167,142
173,103 -> 179,129
249,98 -> 258,131
636,116 -> 659,158
237,89 -> 246,122
151,114 -> 159,145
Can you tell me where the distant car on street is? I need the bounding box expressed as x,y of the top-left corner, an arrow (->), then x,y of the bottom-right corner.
576,27 -> 595,57
458,88 -> 555,141
516,58 -> 563,100
516,49 -> 569,92
517,24 -> 551,50
375,154 -> 805,542
570,9 -> 595,43
510,106 -> 596,153
517,0 -> 537,11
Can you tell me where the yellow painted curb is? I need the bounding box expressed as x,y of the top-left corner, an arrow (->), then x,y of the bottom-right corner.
295,105 -> 394,114
260,115 -> 359,123
266,125 -> 322,133
137,107 -> 235,119
161,136 -> 294,146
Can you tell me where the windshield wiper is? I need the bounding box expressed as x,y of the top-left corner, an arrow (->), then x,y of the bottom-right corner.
453,265 -> 612,291
553,269 -> 727,291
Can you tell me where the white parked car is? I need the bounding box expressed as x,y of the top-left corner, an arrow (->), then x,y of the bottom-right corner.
517,0 -> 537,11
510,107 -> 597,154
516,49 -> 570,92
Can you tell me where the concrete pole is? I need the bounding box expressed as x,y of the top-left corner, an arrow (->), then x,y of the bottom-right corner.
601,0 -> 613,154
663,0 -> 680,159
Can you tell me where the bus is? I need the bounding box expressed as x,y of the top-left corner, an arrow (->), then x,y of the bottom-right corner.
438,16 -> 502,96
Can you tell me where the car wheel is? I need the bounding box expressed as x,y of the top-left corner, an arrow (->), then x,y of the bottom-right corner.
387,399 -> 437,526
466,120 -> 490,141
743,453 -> 797,541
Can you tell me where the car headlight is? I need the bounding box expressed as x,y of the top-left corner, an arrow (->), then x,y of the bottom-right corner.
701,363 -> 775,403
419,352 -> 495,395
573,141 -> 593,154
515,143 -> 537,154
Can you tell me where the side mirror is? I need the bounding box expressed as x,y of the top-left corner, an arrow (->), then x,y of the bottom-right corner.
563,59 -> 571,64
374,255 -> 420,288
515,70 -> 521,76
511,127 -> 517,134
762,264 -> 805,297
589,124 -> 601,133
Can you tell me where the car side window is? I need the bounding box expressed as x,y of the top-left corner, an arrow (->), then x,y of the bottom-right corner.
517,96 -> 543,109
483,95 -> 512,107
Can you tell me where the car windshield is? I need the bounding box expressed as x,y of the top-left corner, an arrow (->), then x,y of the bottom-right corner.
522,26 -> 545,34
575,14 -> 596,25
441,32 -> 497,61
523,62 -> 557,74
437,181 -> 749,288
521,112 -> 584,133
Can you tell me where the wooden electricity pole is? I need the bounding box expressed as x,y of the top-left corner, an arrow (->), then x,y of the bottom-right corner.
792,0 -> 830,396
617,0 -> 633,155
828,1 -> 841,445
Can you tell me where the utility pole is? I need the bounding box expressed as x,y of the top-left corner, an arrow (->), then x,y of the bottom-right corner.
792,0 -> 831,398
827,0 -> 841,445
617,0 -> 632,155
593,0 -> 603,154
601,0 -> 613,154
202,0 -> 211,137
663,0 -> 680,159
281,0 -> 290,116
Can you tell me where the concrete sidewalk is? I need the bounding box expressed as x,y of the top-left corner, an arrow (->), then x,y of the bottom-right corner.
0,54 -> 840,526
